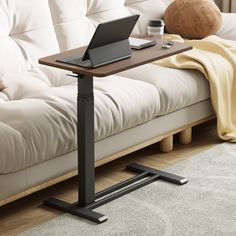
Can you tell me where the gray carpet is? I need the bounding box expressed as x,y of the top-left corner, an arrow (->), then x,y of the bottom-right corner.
19,143 -> 236,236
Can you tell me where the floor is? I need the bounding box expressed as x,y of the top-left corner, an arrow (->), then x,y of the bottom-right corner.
0,119 -> 221,236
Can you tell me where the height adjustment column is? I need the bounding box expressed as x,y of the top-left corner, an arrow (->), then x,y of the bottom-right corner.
77,74 -> 95,206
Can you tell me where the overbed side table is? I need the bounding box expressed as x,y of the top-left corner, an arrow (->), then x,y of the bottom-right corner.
39,37 -> 192,224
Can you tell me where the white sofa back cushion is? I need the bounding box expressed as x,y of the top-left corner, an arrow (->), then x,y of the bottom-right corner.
0,1 -> 28,76
49,0 -> 172,51
0,0 -> 60,76
0,0 -> 172,75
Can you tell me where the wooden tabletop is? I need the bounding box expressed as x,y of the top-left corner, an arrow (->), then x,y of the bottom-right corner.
39,37 -> 192,77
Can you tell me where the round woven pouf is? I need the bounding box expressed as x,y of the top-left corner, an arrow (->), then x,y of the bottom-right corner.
164,0 -> 222,39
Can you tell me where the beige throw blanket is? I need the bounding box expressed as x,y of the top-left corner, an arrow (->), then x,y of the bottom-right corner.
153,35 -> 236,142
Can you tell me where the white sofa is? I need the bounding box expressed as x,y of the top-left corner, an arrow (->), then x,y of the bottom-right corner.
0,0 -> 235,206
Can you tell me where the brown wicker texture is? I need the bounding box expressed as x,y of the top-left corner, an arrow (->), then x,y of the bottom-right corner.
164,0 -> 222,39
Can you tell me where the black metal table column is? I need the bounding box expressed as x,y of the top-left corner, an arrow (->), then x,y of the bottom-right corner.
44,73 -> 188,224
77,74 -> 95,206
44,74 -> 108,223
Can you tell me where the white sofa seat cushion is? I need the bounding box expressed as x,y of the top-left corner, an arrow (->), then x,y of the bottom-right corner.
0,70 -> 77,174
0,64 -> 210,174
0,71 -> 160,174
118,64 -> 210,115
94,76 -> 160,141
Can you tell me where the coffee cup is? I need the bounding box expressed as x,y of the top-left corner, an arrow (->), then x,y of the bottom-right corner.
148,19 -> 165,37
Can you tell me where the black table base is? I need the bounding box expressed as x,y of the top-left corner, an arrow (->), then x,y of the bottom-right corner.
44,163 -> 187,224
44,74 -> 188,224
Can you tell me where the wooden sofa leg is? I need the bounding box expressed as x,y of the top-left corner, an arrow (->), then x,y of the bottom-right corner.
160,135 -> 173,153
179,127 -> 192,144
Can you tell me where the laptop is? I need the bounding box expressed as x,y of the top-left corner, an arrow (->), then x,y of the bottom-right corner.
57,14 -> 140,68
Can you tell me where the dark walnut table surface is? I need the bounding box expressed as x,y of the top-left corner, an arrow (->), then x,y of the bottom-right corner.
39,37 -> 192,77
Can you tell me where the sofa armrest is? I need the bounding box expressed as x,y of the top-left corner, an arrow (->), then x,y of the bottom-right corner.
216,13 -> 236,41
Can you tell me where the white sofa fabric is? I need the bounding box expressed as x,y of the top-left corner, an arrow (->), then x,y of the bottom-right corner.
0,67 -> 210,174
0,0 -> 235,202
0,0 -> 211,174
